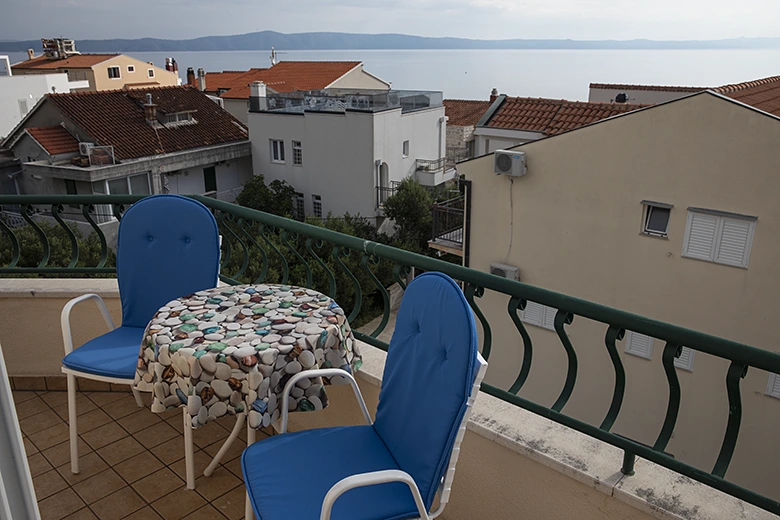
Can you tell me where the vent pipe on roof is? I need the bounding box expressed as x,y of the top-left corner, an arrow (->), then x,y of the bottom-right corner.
197,68 -> 206,92
249,81 -> 267,112
144,94 -> 157,125
490,88 -> 499,102
27,49 -> 35,60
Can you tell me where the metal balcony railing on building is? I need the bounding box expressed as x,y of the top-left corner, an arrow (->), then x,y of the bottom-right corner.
251,89 -> 444,115
430,196 -> 465,255
2,194 -> 780,517
376,181 -> 400,208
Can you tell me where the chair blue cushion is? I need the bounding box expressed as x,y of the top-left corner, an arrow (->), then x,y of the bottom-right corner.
373,272 -> 478,508
62,326 -> 145,379
242,425 -> 419,520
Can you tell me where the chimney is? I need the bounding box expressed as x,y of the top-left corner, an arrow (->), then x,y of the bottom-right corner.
249,81 -> 267,112
27,49 -> 35,60
144,93 -> 158,124
490,88 -> 499,102
197,68 -> 206,91
172,58 -> 178,73
186,67 -> 196,87
165,57 -> 173,72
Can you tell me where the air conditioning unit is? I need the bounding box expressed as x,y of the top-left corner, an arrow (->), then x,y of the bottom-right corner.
494,150 -> 527,177
78,142 -> 94,156
490,262 -> 520,281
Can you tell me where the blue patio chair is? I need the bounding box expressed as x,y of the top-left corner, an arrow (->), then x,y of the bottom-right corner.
60,194 -> 220,477
241,272 -> 488,520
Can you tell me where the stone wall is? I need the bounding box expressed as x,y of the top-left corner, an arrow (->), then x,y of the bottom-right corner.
446,124 -> 475,167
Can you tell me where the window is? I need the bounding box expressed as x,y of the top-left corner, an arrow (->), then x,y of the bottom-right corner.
203,167 -> 217,194
127,65 -> 135,73
270,139 -> 285,163
98,173 -> 151,195
107,66 -> 121,79
64,179 -> 79,208
164,112 -> 194,124
294,192 -> 305,220
466,140 -> 475,158
402,140 -> 410,157
520,301 -> 557,331
674,347 -> 695,372
312,195 -> 322,218
766,373 -> 780,399
17,99 -> 28,118
148,68 -> 155,78
108,177 -> 130,195
641,201 -> 672,237
625,331 -> 654,360
292,141 -> 303,166
682,209 -> 756,268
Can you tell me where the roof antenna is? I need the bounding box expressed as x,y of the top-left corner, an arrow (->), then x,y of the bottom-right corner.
270,47 -> 277,66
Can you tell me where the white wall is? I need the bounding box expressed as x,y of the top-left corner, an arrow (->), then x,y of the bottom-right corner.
223,99 -> 249,124
0,73 -> 73,139
588,87 -> 698,105
330,66 -> 390,90
165,156 -> 252,201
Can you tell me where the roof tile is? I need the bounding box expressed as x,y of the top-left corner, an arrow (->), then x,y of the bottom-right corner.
443,99 -> 493,126
26,126 -> 79,155
589,83 -> 706,92
12,54 -> 118,70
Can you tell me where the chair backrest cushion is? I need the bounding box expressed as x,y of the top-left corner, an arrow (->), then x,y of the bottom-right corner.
373,272 -> 478,508
117,195 -> 220,328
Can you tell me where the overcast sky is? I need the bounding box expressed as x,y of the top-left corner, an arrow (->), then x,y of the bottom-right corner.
1,0 -> 778,41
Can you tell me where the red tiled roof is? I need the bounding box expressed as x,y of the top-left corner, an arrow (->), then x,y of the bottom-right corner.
209,61 -> 362,99
46,86 -> 247,161
714,76 -> 780,117
25,126 -> 79,155
443,99 -> 493,126
589,83 -> 706,93
12,54 -> 118,70
486,97 -> 645,135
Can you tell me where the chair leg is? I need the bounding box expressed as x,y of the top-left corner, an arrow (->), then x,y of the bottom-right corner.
183,408 -> 195,490
203,412 -> 246,477
67,374 -> 79,474
131,386 -> 144,407
245,422 -> 257,520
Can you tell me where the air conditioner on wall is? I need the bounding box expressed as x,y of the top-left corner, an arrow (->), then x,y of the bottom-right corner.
78,142 -> 94,156
490,262 -> 520,281
494,150 -> 527,177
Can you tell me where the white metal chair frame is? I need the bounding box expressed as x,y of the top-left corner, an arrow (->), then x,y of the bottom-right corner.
244,354 -> 488,520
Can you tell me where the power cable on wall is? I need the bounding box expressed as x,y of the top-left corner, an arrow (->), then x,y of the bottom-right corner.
504,177 -> 514,263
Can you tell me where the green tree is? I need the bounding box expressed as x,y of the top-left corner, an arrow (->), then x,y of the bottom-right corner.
235,175 -> 297,217
382,178 -> 434,253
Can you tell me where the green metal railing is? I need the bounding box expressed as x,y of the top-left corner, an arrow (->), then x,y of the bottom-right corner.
2,194 -> 780,515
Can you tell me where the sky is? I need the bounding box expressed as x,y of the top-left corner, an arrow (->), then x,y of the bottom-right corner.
1,0 -> 779,42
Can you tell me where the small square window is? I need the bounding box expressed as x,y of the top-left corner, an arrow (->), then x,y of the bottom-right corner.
642,202 -> 671,237
127,65 -> 135,73
673,347 -> 695,372
292,141 -> 302,166
107,66 -> 121,79
402,140 -> 410,157
148,68 -> 155,78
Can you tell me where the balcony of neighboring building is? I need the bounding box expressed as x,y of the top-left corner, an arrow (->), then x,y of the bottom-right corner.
249,88 -> 444,115
429,195 -> 465,256
1,194 -> 779,520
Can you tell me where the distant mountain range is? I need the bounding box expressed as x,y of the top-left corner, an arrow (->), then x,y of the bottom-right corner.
1,32 -> 779,52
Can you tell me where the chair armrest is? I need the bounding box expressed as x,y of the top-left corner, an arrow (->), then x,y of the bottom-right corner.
320,469 -> 430,520
60,294 -> 116,355
280,368 -> 371,433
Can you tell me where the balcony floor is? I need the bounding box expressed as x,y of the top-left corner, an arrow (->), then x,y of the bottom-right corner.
13,389 -> 273,520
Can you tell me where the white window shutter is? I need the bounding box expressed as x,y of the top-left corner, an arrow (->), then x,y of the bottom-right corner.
673,347 -> 695,371
684,212 -> 718,260
522,301 -> 544,327
715,218 -> 753,267
766,373 -> 780,399
625,331 -> 654,359
543,306 -> 557,331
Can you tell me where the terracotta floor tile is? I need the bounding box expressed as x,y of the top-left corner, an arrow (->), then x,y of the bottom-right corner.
150,437 -> 186,466
104,395 -> 146,420
182,505 -> 229,520
202,435 -> 246,464
169,451 -> 210,483
114,451 -> 164,484
46,376 -> 69,392
223,457 -> 244,480
24,436 -> 40,456
132,420 -> 180,449
121,506 -> 163,520
63,507 -> 99,519
40,391 -> 80,408
29,422 -> 71,451
20,409 -> 64,436
192,422 -> 230,450
42,438 -> 92,468
87,391 -> 128,408
38,488 -> 86,520
28,451 -> 54,477
15,396 -> 51,420
210,486 -> 246,520
151,487 -> 207,520
33,468 -> 70,500
132,467 -> 185,503
89,487 -> 146,520
165,416 -> 185,434
50,396 -> 99,421
117,408 -> 162,435
81,422 -> 128,451
77,408 -> 114,435
13,390 -> 40,404
96,436 -> 146,466
14,377 -> 47,391
72,468 -> 126,505
56,451 -> 109,486
77,380 -> 112,392
194,466 -> 242,502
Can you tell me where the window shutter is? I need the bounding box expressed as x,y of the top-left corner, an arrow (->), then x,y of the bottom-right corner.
522,301 -> 544,327
766,373 -> 780,399
684,212 -> 718,260
673,347 -> 695,371
543,306 -> 557,331
625,332 -> 653,359
715,218 -> 752,267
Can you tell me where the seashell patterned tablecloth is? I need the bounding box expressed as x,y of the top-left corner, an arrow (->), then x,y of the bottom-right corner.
132,284 -> 362,429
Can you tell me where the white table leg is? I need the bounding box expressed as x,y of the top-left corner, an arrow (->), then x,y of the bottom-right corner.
245,421 -> 257,520
203,412 -> 246,477
183,408 -> 195,490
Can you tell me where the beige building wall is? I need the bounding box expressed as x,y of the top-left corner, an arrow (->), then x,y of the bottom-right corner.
91,55 -> 179,91
330,65 -> 390,90
459,92 -> 780,500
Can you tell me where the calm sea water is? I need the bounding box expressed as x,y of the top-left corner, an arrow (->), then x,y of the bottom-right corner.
5,49 -> 780,101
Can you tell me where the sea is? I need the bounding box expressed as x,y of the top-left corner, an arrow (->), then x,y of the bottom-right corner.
5,49 -> 780,101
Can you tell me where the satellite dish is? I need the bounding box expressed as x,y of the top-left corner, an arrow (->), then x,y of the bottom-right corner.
615,93 -> 628,103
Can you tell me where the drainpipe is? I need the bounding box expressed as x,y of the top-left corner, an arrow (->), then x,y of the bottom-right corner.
461,179 -> 472,268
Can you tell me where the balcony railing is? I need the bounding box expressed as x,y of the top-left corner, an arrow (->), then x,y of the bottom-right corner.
376,182 -> 400,208
414,158 -> 446,174
431,195 -> 465,249
253,89 -> 444,115
2,194 -> 780,516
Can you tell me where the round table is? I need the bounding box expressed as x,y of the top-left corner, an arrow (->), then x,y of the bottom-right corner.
133,284 -> 362,430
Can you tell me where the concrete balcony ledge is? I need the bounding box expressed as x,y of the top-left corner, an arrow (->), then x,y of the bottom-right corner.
0,278 -> 120,299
